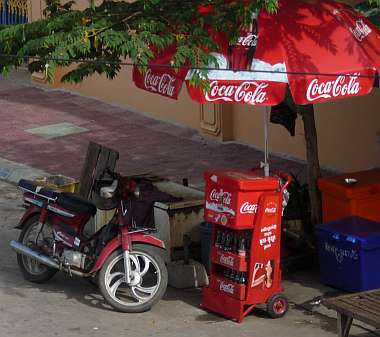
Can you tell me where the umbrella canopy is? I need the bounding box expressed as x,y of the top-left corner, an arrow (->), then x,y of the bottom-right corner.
133,0 -> 380,106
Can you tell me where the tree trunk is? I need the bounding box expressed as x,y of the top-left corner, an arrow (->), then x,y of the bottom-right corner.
302,106 -> 322,226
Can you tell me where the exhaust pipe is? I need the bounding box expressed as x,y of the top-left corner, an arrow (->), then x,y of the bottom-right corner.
10,240 -> 91,277
10,240 -> 60,269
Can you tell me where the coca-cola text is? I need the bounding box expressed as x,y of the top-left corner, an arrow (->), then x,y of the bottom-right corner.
144,69 -> 176,97
264,202 -> 277,215
219,281 -> 235,294
219,254 -> 235,267
206,81 -> 268,105
237,34 -> 258,47
240,202 -> 258,214
350,19 -> 372,42
306,75 -> 360,102
210,189 -> 232,205
265,207 -> 277,214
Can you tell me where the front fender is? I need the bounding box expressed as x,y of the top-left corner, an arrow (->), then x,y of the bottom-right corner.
90,233 -> 165,273
130,233 -> 165,249
90,236 -> 122,273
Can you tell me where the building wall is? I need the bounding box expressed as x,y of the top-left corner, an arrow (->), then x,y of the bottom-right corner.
31,0 -> 380,173
55,67 -> 202,130
232,91 -> 380,172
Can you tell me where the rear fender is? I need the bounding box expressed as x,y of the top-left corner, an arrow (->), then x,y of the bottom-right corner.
15,206 -> 42,229
90,234 -> 165,273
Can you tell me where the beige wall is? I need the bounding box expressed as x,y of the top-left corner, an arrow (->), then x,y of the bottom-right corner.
55,67 -> 202,130
315,93 -> 380,171
28,0 -> 43,22
31,0 -> 380,173
231,91 -> 380,172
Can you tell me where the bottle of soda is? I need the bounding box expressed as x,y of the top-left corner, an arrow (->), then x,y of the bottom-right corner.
229,269 -> 236,280
245,232 -> 251,253
234,271 -> 241,283
239,272 -> 247,285
224,231 -> 232,251
219,230 -> 227,250
238,237 -> 246,257
224,267 -> 230,279
232,232 -> 239,253
215,230 -> 222,248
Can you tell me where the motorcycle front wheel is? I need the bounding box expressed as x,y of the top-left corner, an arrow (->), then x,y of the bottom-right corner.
98,245 -> 168,313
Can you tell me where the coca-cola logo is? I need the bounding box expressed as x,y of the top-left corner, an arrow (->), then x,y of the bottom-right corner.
350,19 -> 372,42
264,202 -> 277,216
265,207 -> 277,214
240,202 -> 258,214
237,34 -> 258,47
206,81 -> 268,105
144,69 -> 176,97
219,281 -> 235,294
210,189 -> 232,205
306,75 -> 360,102
219,254 -> 234,267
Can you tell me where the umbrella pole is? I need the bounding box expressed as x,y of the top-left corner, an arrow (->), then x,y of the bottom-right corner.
261,106 -> 270,177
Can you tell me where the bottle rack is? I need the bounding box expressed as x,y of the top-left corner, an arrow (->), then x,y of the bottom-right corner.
207,226 -> 250,300
201,192 -> 286,323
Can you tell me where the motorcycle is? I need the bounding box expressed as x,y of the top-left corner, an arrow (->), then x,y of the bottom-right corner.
10,170 -> 168,313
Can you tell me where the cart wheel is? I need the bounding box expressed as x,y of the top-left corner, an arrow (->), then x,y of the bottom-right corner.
267,293 -> 288,318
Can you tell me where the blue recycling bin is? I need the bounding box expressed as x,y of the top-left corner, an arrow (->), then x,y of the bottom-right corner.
315,216 -> 380,292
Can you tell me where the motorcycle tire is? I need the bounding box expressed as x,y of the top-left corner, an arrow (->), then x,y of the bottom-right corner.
98,245 -> 168,313
17,215 -> 57,283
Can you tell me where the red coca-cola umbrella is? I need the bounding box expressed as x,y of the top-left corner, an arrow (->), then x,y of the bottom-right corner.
133,0 -> 380,181
134,0 -> 380,105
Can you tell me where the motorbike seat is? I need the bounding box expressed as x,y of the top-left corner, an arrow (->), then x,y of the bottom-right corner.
57,193 -> 97,216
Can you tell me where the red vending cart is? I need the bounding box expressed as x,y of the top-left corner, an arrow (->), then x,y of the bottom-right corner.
201,169 -> 291,322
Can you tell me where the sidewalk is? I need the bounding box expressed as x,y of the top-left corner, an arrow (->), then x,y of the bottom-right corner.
0,75 -> 310,188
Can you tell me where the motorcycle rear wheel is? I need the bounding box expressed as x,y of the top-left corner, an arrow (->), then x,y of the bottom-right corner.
98,245 -> 168,313
17,215 -> 57,283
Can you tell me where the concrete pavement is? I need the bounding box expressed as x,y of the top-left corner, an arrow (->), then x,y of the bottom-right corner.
0,179 -> 377,337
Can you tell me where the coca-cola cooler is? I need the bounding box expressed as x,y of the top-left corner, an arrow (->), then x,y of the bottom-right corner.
201,169 -> 291,322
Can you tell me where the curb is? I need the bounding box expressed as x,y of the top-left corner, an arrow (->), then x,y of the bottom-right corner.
0,157 -> 49,185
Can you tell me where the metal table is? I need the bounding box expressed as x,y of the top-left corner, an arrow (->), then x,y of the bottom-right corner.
323,289 -> 380,337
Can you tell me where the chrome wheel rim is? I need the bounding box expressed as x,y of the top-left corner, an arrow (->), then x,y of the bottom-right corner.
104,251 -> 161,307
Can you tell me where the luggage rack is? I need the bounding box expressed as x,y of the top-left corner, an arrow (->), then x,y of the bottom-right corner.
18,179 -> 58,203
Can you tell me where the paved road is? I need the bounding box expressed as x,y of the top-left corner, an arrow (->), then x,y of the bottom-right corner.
1,180 -> 377,337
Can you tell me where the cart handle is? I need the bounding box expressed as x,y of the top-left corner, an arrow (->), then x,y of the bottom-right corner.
251,167 -> 292,193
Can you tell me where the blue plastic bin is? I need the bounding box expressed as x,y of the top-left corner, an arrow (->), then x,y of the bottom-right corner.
315,216 -> 380,292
